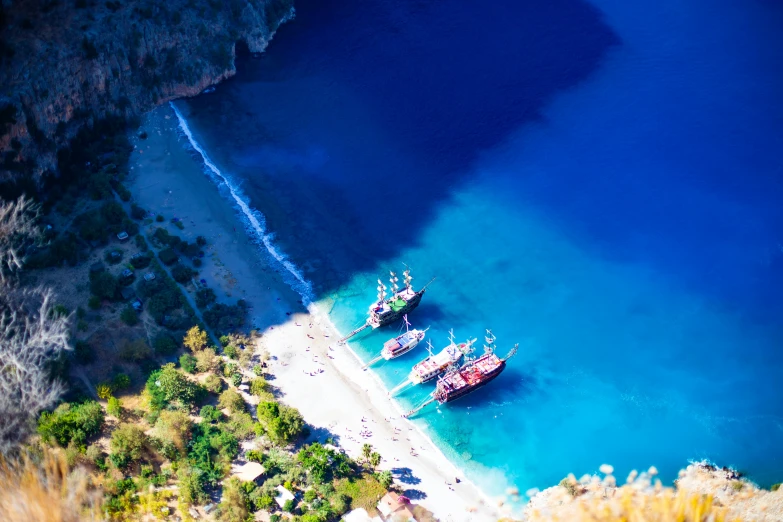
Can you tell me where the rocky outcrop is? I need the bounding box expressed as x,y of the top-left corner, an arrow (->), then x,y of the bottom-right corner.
0,0 -> 294,183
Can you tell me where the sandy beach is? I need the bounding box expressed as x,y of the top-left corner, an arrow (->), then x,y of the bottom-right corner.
128,104 -> 505,522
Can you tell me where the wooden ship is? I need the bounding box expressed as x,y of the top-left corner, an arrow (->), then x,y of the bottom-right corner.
411,331 -> 475,384
404,330 -> 517,417
339,267 -> 433,344
389,330 -> 476,396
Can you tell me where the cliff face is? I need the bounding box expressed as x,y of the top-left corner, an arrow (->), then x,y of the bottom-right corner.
0,0 -> 294,182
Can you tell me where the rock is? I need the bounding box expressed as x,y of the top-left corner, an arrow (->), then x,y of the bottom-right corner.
0,0 -> 295,183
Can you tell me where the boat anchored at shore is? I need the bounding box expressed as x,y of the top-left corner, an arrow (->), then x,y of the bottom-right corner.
389,330 -> 476,396
339,267 -> 434,344
403,330 -> 517,417
363,316 -> 427,369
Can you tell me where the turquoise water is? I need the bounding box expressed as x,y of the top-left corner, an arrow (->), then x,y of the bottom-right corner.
177,0 -> 783,500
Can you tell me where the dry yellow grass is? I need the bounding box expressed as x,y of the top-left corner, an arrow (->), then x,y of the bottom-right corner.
0,449 -> 102,522
522,463 -> 783,522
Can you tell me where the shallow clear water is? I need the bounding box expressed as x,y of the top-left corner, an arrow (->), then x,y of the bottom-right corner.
178,0 -> 783,497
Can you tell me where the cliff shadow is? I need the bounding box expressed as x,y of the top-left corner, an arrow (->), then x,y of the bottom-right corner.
183,0 -> 620,299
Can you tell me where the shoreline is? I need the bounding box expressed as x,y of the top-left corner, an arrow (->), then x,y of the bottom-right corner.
128,104 -> 507,521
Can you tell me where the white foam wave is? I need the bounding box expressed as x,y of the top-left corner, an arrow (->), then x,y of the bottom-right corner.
169,102 -> 314,304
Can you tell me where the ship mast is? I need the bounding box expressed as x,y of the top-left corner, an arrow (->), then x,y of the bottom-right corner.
377,279 -> 387,304
403,268 -> 413,291
426,339 -> 434,357
403,314 -> 411,333
484,329 -> 496,354
389,271 -> 399,295
448,328 -> 456,346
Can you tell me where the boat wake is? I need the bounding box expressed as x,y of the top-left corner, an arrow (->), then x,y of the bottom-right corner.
170,102 -> 314,305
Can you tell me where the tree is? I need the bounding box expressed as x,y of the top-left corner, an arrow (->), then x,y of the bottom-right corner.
0,196 -> 39,281
362,443 -> 372,464
195,347 -> 220,373
89,271 -> 118,300
183,325 -> 207,352
215,478 -> 250,522
203,374 -> 223,394
370,451 -> 381,470
249,377 -> 268,396
2,286 -> 71,453
218,389 -> 245,414
110,423 -> 146,468
154,409 -> 192,457
145,363 -> 202,411
179,353 -> 197,373
377,470 -> 393,489
107,397 -> 122,417
257,401 -> 305,445
37,401 -> 104,447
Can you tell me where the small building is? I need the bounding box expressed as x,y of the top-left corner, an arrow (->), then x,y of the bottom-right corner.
144,272 -> 156,281
274,485 -> 295,509
117,231 -> 129,241
231,461 -> 265,483
377,492 -> 416,522
131,298 -> 143,312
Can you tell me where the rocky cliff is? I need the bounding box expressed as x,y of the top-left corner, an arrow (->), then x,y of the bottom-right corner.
0,0 -> 294,183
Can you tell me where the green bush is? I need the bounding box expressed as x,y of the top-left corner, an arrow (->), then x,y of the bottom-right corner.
203,374 -> 223,394
74,340 -> 95,364
223,344 -> 239,359
158,248 -> 178,266
218,389 -> 245,414
252,365 -> 264,376
257,401 -> 305,445
155,214 -> 164,222
171,263 -> 195,283
231,373 -> 242,387
107,397 -> 122,417
283,499 -> 294,512
771,483 -> 781,492
119,339 -> 151,362
112,373 -> 131,391
187,422 -> 239,485
180,353 -> 197,373
38,401 -> 105,446
196,288 -> 217,309
90,271 -> 118,300
153,333 -> 178,355
120,306 -> 139,326
130,203 -> 146,220
110,423 -> 146,468
199,405 -> 223,423
196,235 -> 207,246
145,363 -> 204,411
246,450 -> 264,464
203,301 -> 249,334
249,378 -> 268,396
377,470 -> 393,489
88,295 -> 102,309
135,234 -> 149,252
223,411 -> 256,440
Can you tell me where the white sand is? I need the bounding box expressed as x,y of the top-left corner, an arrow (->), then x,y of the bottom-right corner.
129,105 -> 505,521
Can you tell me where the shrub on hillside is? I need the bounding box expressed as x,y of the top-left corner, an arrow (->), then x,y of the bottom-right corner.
130,203 -> 146,220
249,378 -> 268,396
89,271 -> 118,300
74,340 -> 95,364
118,339 -> 151,362
38,401 -> 105,446
110,423 -> 146,468
256,401 -> 304,445
183,326 -> 208,352
145,363 -> 203,411
196,288 -> 216,309
203,374 -> 223,394
171,263 -> 195,283
195,348 -> 220,373
107,397 -> 122,418
223,344 -> 238,359
218,389 -> 244,414
199,405 -> 223,424
153,410 -> 192,458
153,333 -> 177,355
120,306 -> 139,326
158,248 -> 178,266
179,354 -> 197,373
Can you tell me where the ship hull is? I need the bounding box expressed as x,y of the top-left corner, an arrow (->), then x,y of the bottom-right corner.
436,361 -> 506,404
370,290 -> 424,328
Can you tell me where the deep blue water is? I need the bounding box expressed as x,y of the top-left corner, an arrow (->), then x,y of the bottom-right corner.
178,0 -> 783,500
